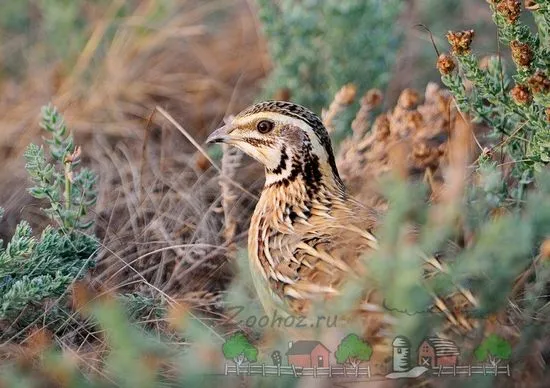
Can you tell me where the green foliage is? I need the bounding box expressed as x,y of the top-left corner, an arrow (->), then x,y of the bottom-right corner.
0,226 -> 97,321
365,166 -> 550,346
222,331 -> 258,366
474,334 -> 512,365
256,0 -> 403,118
440,2 -> 550,178
334,334 -> 372,367
25,104 -> 97,231
0,105 -> 98,338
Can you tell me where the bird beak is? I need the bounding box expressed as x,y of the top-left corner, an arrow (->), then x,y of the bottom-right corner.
206,124 -> 232,144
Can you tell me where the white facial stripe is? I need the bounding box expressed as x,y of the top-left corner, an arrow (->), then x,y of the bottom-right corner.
230,111 -> 333,186
236,112 -> 327,161
235,112 -> 312,132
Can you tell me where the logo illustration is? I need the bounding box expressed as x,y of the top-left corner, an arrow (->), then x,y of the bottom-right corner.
286,340 -> 330,368
221,331 -> 512,379
418,337 -> 460,368
473,333 -> 512,368
334,334 -> 373,369
386,335 -> 429,379
222,332 -> 258,371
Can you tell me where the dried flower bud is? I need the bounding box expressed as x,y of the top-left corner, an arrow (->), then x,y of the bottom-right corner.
496,0 -> 522,23
364,89 -> 383,107
337,83 -> 358,104
546,107 -> 550,123
510,40 -> 533,67
447,30 -> 475,55
437,53 -> 456,75
323,83 -> 357,133
64,146 -> 81,164
511,83 -> 531,104
524,0 -> 540,10
397,89 -> 420,110
373,114 -> 390,140
527,70 -> 550,95
405,111 -> 424,132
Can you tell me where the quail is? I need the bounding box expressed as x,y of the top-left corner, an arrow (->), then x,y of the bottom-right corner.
206,101 -> 475,348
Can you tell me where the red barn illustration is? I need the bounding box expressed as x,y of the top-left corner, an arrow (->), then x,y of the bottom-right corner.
417,337 -> 460,367
286,340 -> 331,368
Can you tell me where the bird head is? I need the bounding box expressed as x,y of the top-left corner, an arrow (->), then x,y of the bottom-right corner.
206,101 -> 344,189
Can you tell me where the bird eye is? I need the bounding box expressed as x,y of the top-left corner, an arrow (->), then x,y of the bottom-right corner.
257,120 -> 274,134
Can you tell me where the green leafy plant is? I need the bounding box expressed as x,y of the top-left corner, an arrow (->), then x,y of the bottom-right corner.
335,334 -> 373,368
0,104 -> 98,338
25,105 -> 97,231
438,0 -> 550,182
256,0 -> 403,120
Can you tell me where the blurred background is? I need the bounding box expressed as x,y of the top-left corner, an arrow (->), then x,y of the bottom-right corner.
1,1 -> 549,387
0,0 -> 496,243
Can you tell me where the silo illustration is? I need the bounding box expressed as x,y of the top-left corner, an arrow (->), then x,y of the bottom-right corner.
392,336 -> 411,372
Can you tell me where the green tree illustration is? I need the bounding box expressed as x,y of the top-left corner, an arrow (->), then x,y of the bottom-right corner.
335,334 -> 373,368
474,334 -> 512,367
222,332 -> 258,367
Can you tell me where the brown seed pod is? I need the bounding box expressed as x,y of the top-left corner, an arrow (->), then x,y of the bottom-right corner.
364,89 -> 383,107
373,114 -> 391,140
496,0 -> 522,23
511,83 -> 532,104
397,89 -> 420,110
510,40 -> 533,67
527,71 -> 550,95
437,53 -> 456,75
447,30 -> 475,55
195,152 -> 211,171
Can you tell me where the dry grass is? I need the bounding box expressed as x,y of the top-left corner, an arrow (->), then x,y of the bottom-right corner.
0,0 -> 266,301
0,1 -> 268,365
1,2 -> 548,386
0,6 -> 486,371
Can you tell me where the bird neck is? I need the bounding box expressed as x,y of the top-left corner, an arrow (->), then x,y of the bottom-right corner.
264,143 -> 344,193
262,159 -> 346,217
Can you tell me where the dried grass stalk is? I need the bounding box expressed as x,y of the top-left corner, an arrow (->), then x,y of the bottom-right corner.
220,141 -> 243,251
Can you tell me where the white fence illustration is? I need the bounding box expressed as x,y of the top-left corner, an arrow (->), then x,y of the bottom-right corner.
225,363 -> 511,379
224,363 -> 371,378
432,364 -> 510,377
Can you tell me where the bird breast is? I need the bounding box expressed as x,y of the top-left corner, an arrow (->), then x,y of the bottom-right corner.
247,176 -> 378,316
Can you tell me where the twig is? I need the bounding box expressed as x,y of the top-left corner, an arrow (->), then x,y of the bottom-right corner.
155,106 -> 258,200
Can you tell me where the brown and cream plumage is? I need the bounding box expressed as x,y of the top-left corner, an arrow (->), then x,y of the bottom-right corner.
207,101 -> 388,335
206,101 -> 475,345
